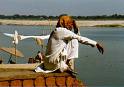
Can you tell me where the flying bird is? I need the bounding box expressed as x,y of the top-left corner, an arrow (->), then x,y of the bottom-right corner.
3,30 -> 50,45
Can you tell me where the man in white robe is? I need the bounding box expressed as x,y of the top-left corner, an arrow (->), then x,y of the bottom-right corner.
35,15 -> 104,73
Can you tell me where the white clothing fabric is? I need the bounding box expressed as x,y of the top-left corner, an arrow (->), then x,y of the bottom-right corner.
44,27 -> 97,71
66,39 -> 79,59
35,66 -> 58,73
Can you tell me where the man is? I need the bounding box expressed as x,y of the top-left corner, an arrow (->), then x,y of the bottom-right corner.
42,15 -> 104,72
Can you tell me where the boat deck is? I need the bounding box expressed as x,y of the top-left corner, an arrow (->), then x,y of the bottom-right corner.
0,64 -> 70,81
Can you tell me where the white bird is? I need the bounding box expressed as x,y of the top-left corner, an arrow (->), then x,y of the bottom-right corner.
3,30 -> 50,44
3,30 -> 19,44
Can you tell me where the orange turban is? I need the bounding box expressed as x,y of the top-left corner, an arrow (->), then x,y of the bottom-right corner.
56,15 -> 79,34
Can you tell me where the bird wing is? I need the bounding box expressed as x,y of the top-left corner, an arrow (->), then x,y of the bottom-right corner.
20,35 -> 50,40
3,32 -> 50,40
3,31 -> 50,45
3,33 -> 14,37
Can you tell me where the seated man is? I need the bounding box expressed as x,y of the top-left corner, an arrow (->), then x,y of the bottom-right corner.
35,15 -> 104,73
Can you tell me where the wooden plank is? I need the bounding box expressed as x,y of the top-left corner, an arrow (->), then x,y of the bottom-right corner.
66,76 -> 74,86
0,81 -> 9,87
46,77 -> 56,86
56,77 -> 66,86
11,80 -> 22,87
0,64 -> 40,70
23,80 -> 34,87
34,77 -> 45,87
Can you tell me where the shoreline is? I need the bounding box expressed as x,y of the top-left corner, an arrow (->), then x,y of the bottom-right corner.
0,19 -> 124,27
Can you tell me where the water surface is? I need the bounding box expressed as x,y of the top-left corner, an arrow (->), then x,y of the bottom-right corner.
0,25 -> 124,86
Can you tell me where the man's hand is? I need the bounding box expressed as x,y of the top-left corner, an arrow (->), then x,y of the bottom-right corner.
96,43 -> 104,54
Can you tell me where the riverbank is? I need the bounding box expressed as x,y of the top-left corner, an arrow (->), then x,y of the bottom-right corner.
0,19 -> 124,27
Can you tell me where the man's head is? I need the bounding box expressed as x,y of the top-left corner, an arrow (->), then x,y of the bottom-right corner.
56,15 -> 79,34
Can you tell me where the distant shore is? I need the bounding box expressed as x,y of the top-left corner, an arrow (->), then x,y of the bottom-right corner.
0,19 -> 124,27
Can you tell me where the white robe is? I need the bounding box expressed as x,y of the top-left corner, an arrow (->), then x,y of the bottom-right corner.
35,27 -> 97,73
66,39 -> 79,59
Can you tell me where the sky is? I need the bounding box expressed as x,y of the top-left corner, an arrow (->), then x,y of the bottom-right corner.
0,0 -> 124,16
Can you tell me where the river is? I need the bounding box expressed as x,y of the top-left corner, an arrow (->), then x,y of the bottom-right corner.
0,25 -> 124,86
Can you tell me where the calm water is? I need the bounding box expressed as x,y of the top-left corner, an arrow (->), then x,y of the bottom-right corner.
0,25 -> 124,86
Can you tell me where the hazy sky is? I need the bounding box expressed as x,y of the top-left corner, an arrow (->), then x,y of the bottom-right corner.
0,0 -> 124,16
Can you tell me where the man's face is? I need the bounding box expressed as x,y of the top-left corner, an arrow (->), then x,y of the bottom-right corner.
65,21 -> 73,31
